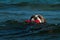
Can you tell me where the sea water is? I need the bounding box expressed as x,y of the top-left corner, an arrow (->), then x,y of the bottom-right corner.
0,4 -> 60,40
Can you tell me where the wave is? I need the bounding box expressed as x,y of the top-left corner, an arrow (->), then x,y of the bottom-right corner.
11,2 -> 60,7
0,0 -> 60,4
0,2 -> 60,10
10,2 -> 60,11
0,20 -> 60,38
0,20 -> 60,31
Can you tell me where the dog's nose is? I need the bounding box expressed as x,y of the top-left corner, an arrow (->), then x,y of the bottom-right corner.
34,17 -> 37,20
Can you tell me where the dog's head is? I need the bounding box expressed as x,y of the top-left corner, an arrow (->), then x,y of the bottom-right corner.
30,15 -> 42,23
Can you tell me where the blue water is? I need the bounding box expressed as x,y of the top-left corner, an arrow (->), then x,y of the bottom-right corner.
0,5 -> 60,40
0,0 -> 60,4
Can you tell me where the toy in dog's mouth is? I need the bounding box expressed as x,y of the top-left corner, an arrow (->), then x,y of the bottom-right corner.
25,19 -> 40,24
25,14 -> 46,24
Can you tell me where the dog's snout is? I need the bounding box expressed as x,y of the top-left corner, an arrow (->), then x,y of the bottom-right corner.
34,17 -> 37,20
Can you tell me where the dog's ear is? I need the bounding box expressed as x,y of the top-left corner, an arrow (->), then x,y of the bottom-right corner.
38,15 -> 46,23
38,15 -> 42,19
38,15 -> 44,19
30,15 -> 35,20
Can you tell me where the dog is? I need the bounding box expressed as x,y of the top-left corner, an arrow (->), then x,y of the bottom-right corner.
25,14 -> 46,24
30,14 -> 46,23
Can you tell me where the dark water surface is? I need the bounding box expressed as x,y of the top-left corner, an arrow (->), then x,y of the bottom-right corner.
0,5 -> 60,40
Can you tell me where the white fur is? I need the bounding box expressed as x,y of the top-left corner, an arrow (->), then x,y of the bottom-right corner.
37,17 -> 41,23
35,15 -> 38,17
31,18 -> 34,21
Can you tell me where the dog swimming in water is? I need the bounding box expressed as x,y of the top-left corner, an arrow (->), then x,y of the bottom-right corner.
25,14 -> 46,24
